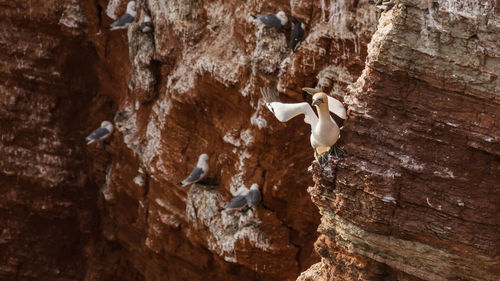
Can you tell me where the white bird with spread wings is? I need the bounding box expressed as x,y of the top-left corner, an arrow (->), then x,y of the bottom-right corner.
260,87 -> 347,160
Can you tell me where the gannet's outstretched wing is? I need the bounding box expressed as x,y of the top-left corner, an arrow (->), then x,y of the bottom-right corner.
260,88 -> 318,127
326,96 -> 347,119
270,102 -> 319,126
302,88 -> 347,119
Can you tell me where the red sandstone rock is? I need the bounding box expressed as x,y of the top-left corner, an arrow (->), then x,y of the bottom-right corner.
303,1 -> 500,280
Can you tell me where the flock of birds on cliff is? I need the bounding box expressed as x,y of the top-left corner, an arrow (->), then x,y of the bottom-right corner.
86,0 -> 394,210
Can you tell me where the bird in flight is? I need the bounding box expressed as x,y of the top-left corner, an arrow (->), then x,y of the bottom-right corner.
260,87 -> 347,161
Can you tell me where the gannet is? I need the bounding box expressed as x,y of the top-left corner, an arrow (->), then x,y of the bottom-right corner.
250,11 -> 288,28
260,87 -> 347,159
178,154 -> 209,187
108,1 -> 136,30
85,121 -> 114,145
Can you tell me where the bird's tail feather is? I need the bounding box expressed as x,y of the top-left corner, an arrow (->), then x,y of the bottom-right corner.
248,14 -> 259,23
260,87 -> 280,103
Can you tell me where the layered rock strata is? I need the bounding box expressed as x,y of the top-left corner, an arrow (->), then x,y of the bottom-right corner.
301,1 -> 500,280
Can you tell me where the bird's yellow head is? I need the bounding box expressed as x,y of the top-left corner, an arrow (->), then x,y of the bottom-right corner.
312,92 -> 328,107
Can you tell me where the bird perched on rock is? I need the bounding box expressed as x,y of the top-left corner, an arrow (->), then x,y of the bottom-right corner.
223,190 -> 248,210
246,184 -> 262,208
178,154 -> 209,187
289,16 -> 305,51
250,11 -> 288,28
140,15 -> 154,33
223,184 -> 262,210
85,121 -> 114,145
108,1 -> 136,30
260,87 -> 347,161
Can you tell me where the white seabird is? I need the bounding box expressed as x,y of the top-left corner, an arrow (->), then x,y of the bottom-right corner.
260,87 -> 347,159
223,184 -> 262,210
140,15 -> 154,33
289,16 -> 305,51
250,11 -> 288,28
178,154 -> 209,187
85,121 -> 114,145
108,1 -> 136,30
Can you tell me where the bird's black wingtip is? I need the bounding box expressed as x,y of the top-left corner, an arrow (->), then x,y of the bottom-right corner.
260,87 -> 280,103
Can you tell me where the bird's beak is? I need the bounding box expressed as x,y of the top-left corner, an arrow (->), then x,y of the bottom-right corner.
312,98 -> 324,106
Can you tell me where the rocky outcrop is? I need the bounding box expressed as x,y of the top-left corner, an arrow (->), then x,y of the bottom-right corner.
0,0 -> 498,281
303,1 -> 500,280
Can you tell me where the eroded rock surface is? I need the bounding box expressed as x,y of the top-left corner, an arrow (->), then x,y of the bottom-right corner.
75,0 -> 378,280
304,1 -> 500,280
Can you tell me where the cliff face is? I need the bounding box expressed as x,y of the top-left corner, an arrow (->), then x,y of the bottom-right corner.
0,0 -> 498,281
0,0 -> 142,280
301,1 -> 500,281
77,0 -> 377,280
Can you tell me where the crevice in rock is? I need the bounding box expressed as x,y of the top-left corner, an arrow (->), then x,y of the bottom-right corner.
96,4 -> 102,28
